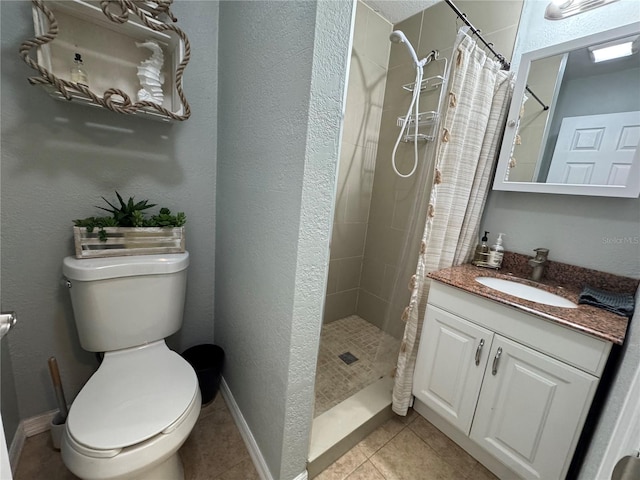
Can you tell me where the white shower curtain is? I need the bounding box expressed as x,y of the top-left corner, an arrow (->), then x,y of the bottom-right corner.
392,31 -> 515,415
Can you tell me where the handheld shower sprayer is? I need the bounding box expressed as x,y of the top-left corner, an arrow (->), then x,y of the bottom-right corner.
389,30 -> 429,178
388,30 -> 446,178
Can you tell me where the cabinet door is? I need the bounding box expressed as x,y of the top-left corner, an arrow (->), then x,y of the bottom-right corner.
470,335 -> 598,480
413,305 -> 494,434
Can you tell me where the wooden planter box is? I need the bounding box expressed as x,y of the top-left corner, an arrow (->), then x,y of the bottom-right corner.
73,226 -> 185,259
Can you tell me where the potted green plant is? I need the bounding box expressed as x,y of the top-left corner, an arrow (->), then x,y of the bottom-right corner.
73,192 -> 186,259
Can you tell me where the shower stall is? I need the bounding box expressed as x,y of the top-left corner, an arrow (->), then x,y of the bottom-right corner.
315,17 -> 448,417
309,1 -> 450,471
309,0 -> 527,475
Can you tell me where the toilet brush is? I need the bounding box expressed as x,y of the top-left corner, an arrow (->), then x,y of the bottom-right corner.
48,357 -> 69,421
49,357 -> 69,450
48,357 -> 68,449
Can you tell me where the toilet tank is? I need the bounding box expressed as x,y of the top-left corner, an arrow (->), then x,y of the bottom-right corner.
63,253 -> 189,352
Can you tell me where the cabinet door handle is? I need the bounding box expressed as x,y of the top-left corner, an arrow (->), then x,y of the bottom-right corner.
475,339 -> 485,366
492,347 -> 503,375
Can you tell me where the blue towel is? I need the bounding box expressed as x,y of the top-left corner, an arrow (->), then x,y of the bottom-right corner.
578,285 -> 635,318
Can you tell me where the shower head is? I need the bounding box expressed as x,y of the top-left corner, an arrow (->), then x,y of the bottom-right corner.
389,30 -> 420,66
389,30 -> 407,44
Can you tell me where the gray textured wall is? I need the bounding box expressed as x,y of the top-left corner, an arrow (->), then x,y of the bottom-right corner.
0,0 -> 218,429
215,1 -> 352,478
482,0 -> 640,278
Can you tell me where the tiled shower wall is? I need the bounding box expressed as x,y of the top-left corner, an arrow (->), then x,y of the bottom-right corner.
325,1 -> 524,334
324,2 -> 392,323
357,1 -> 525,338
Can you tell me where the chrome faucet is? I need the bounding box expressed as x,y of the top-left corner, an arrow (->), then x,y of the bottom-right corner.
528,248 -> 549,282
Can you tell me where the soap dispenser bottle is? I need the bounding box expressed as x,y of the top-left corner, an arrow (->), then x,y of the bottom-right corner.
488,233 -> 505,268
472,231 -> 490,266
70,53 -> 88,87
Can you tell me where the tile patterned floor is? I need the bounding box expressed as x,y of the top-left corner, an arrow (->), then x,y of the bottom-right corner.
14,321 -> 489,480
14,394 -> 258,480
315,315 -> 400,416
316,410 -> 499,480
13,393 -> 497,480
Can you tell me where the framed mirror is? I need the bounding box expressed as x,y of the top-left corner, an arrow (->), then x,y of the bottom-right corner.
494,22 -> 640,197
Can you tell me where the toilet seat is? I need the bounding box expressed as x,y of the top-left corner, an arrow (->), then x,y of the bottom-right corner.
62,386 -> 201,480
67,341 -> 198,451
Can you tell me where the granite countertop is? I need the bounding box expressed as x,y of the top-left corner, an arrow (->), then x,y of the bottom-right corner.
427,252 -> 638,345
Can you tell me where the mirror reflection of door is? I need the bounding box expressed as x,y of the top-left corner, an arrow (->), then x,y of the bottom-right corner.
547,111 -> 640,184
508,33 -> 640,184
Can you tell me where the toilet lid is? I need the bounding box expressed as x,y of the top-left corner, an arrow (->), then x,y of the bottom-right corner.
63,252 -> 189,281
67,341 -> 198,450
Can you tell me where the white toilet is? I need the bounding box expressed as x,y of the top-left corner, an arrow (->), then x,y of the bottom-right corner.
61,252 -> 201,480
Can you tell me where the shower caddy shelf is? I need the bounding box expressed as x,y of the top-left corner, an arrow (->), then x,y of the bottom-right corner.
402,74 -> 445,93
396,59 -> 448,143
397,111 -> 440,142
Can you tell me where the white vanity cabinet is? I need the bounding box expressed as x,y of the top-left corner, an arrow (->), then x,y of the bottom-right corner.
469,335 -> 597,479
412,282 -> 610,480
412,305 -> 494,435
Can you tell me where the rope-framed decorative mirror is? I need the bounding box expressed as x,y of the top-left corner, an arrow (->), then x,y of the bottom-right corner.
19,0 -> 191,122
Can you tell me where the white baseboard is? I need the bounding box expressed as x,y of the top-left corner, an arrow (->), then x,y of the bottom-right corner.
9,408 -> 60,474
22,409 -> 58,437
220,377 -> 309,480
220,378 -> 274,480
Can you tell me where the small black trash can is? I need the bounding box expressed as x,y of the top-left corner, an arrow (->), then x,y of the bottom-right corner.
182,344 -> 225,406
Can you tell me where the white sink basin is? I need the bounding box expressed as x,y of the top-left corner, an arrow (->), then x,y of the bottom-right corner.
475,277 -> 577,309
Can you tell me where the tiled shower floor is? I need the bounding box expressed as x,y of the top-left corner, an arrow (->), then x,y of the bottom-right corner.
314,315 -> 401,417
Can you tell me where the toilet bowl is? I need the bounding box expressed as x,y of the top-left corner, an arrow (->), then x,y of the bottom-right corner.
61,342 -> 200,480
62,341 -> 200,480
62,253 -> 199,480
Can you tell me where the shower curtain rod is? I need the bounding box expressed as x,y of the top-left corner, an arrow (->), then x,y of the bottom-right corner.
444,0 -> 549,111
